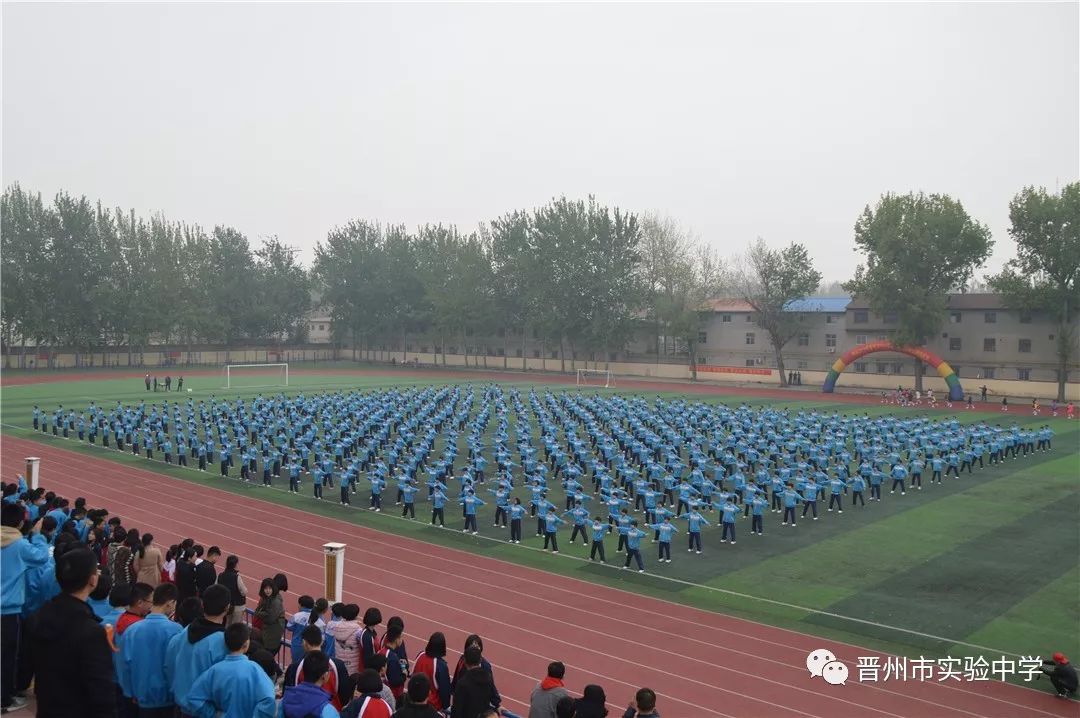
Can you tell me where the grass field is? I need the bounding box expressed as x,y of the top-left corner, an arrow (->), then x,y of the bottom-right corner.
2,366 -> 1077,677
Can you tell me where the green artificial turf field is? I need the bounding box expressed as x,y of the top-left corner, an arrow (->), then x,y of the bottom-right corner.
2,367 -> 1077,675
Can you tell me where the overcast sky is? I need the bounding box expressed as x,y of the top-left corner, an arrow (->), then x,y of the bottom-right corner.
3,2 -> 1077,282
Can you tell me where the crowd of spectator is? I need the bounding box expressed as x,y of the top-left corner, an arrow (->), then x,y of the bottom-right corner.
0,477 -> 660,718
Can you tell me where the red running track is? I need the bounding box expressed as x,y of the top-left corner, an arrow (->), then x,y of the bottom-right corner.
4,436 -> 1074,718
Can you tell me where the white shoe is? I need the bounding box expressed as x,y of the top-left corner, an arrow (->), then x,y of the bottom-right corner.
730,541 -> 736,545
638,569 -> 645,573
472,531 -> 478,535
696,550 -> 702,554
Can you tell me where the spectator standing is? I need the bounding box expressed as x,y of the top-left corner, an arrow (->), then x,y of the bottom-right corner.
187,623 -> 276,718
622,688 -> 659,718
450,647 -> 498,718
253,577 -> 286,655
0,504 -> 50,714
134,533 -> 164,587
25,547 -> 116,718
279,651 -> 345,718
574,685 -> 609,718
528,662 -> 569,718
217,555 -> 248,625
123,583 -> 182,718
175,549 -> 198,602
166,584 -> 230,714
284,625 -> 353,712
195,545 -> 221,595
411,632 -> 451,713
390,674 -> 440,718
329,604 -> 364,674
450,635 -> 501,710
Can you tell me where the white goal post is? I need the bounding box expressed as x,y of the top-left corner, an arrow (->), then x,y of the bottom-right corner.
222,363 -> 289,389
576,368 -> 614,388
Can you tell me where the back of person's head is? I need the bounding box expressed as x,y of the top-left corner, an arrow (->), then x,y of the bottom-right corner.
89,571 -> 113,602
356,665 -> 382,695
298,595 -> 315,610
342,604 -> 360,622
582,684 -> 607,706
193,544 -> 204,558
1,503 -> 24,529
635,688 -> 656,712
362,606 -> 382,627
464,646 -> 483,668
384,623 -> 403,644
301,625 -> 323,649
273,573 -> 289,592
225,555 -> 239,571
55,547 -> 98,594
201,584 -> 231,617
407,673 -> 431,703
555,695 -> 576,718
141,533 -> 153,546
224,622 -> 250,652
301,651 -> 330,684
331,602 -> 345,619
109,583 -> 133,608
424,631 -> 446,658
206,545 -> 221,559
313,597 -> 328,615
547,661 -> 566,680
153,583 -> 178,606
176,597 -> 204,626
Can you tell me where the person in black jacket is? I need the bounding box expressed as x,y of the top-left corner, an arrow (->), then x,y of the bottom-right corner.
175,549 -> 198,602
574,685 -> 609,718
25,547 -> 116,718
195,545 -> 220,595
1041,653 -> 1078,698
392,674 -> 440,718
450,647 -> 497,718
217,554 -> 248,625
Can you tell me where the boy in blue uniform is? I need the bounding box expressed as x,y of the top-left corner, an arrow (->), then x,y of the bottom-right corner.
618,521 -> 647,573
187,623 -> 276,718
678,510 -> 710,553
589,517 -> 609,563
647,517 -> 678,562
123,583 -> 182,717
542,509 -> 566,553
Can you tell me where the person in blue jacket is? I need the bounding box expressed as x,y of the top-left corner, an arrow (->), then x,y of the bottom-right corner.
718,499 -> 740,544
589,517 -> 609,563
459,491 -> 485,535
646,517 -> 678,563
123,584 -> 182,717
618,521 -> 647,573
166,584 -> 230,713
1,504 -> 50,714
542,509 -> 566,553
285,653 -> 356,717
187,623 -> 276,718
508,499 -> 526,544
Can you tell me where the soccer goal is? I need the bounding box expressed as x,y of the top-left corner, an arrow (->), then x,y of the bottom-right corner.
222,363 -> 289,390
576,368 -> 614,388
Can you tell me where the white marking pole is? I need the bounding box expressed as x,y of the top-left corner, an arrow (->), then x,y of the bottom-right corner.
25,457 -> 40,490
323,542 -> 346,602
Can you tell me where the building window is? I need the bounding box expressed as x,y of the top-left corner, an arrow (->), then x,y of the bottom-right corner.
883,311 -> 898,324
949,337 -> 962,351
533,349 -> 540,358
984,312 -> 997,324
434,345 -> 442,353
949,311 -> 962,324
745,359 -> 756,367
797,360 -> 808,369
609,352 -> 618,361
797,333 -> 809,347
853,310 -> 868,324
721,314 -> 731,323
856,334 -> 867,345
745,314 -> 753,322
876,362 -> 888,374
550,351 -> 559,359
1019,339 -> 1031,353
698,331 -> 707,344
1019,311 -> 1032,324
983,338 -> 996,353
877,334 -> 888,342
318,324 -> 325,331
982,367 -> 996,380
515,349 -> 523,358
745,332 -> 756,345
497,348 -> 505,356
421,346 -> 429,353
448,346 -> 457,354
854,362 -> 867,373
826,314 -> 837,324
825,334 -> 837,348
892,362 -> 903,374
1017,368 -> 1031,381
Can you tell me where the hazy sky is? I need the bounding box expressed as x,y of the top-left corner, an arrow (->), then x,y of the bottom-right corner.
3,2 -> 1077,282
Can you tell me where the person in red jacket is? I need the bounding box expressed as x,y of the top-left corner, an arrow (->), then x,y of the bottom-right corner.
341,669 -> 394,718
412,632 -> 451,712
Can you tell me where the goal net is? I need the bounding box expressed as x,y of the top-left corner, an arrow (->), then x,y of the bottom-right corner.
222,363 -> 289,390
576,368 -> 614,388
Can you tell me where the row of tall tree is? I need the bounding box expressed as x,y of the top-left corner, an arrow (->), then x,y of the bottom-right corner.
2,182 -> 1076,397
1,184 -> 311,358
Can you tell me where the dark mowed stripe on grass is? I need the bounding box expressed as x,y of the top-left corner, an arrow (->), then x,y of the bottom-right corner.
804,489 -> 1080,654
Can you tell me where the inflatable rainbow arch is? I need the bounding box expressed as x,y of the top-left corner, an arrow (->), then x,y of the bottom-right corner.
822,340 -> 964,401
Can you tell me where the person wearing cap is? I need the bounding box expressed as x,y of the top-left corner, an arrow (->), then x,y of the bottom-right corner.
25,546 -> 116,718
1041,653 -> 1078,699
186,623 -> 276,718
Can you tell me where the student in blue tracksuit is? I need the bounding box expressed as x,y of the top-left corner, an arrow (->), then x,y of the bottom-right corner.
166,585 -> 230,713
748,494 -> 768,536
589,518 -> 609,563
564,503 -> 590,545
459,491 -> 485,534
618,522 -> 647,573
851,475 -> 866,507
890,463 -> 908,495
678,510 -> 710,554
718,500 -> 739,543
1,505 -> 50,713
187,623 -> 276,718
910,456 -> 924,489
287,596 -> 315,663
647,517 -> 678,562
542,509 -> 566,552
400,482 -> 418,519
801,479 -> 819,520
781,485 -> 804,526
123,584 -> 182,717
826,477 -> 846,513
508,499 -> 526,543
288,460 -> 301,493
431,489 -> 448,527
